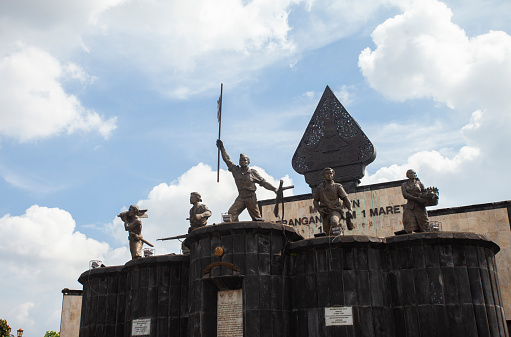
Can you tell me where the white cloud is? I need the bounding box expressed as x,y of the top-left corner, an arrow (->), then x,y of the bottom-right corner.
0,45 -> 117,142
0,0 -> 125,57
358,0 -> 511,207
87,0 -> 299,98
11,302 -> 35,327
363,145 -> 480,183
358,0 -> 511,113
0,205 -> 128,336
0,0 -> 399,100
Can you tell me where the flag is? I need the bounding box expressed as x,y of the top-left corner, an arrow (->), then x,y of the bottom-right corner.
217,87 -> 222,122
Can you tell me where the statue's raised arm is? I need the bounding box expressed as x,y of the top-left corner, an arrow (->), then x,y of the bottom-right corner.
216,139 -> 277,222
216,139 -> 234,169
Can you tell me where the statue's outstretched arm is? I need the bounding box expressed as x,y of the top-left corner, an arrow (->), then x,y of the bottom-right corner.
252,170 -> 277,193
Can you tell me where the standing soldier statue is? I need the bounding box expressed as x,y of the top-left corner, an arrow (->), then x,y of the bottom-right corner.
313,167 -> 354,235
397,169 -> 439,234
216,139 -> 277,221
118,205 -> 153,259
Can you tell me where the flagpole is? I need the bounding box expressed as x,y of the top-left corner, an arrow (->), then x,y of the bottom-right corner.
217,83 -> 223,183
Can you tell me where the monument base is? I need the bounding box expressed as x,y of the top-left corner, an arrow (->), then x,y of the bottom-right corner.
78,224 -> 507,337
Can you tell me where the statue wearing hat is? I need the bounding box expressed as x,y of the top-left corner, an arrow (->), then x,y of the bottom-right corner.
217,140 -> 277,221
181,192 -> 212,254
188,192 -> 212,233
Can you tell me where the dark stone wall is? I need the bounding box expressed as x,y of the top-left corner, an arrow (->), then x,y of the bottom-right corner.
385,233 -> 507,337
78,225 -> 507,337
184,222 -> 302,337
288,232 -> 508,337
288,236 -> 387,337
78,255 -> 189,337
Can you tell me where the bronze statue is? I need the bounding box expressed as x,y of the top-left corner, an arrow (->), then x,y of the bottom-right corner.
216,139 -> 277,221
187,192 -> 212,232
313,167 -> 354,235
118,205 -> 153,259
182,192 -> 212,254
400,169 -> 437,233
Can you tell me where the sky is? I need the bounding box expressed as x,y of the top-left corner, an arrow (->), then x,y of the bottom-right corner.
1,0 -> 511,334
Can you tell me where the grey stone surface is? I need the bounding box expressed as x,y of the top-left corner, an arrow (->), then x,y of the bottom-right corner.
79,225 -> 508,337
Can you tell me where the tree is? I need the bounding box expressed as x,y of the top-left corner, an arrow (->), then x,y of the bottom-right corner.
0,319 -> 11,337
44,332 -> 59,337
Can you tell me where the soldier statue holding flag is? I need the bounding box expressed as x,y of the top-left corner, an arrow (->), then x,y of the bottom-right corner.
216,139 -> 277,222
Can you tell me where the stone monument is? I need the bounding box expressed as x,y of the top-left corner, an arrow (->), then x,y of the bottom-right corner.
292,86 -> 376,192
76,85 -> 509,337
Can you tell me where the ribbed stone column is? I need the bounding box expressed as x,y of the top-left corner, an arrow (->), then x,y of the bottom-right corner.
184,221 -> 302,337
288,235 -> 387,337
287,232 -> 508,337
78,254 -> 189,337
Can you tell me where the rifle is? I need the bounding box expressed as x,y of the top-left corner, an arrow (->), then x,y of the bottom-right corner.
118,209 -> 153,246
157,234 -> 188,241
140,237 -> 154,247
273,180 -> 294,219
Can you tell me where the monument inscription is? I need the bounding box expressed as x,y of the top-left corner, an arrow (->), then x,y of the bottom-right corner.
131,318 -> 151,336
217,289 -> 243,337
325,307 -> 353,326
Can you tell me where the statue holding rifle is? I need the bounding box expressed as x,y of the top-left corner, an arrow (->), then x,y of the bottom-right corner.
313,167 -> 354,235
216,139 -> 277,221
187,192 -> 212,232
182,192 -> 212,254
118,205 -> 153,260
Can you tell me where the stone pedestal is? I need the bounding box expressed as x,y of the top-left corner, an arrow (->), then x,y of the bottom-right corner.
183,221 -> 302,337
78,255 -> 189,337
78,226 -> 507,337
288,232 -> 508,337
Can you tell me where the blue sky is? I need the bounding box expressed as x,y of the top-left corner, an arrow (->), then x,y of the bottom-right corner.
1,0 -> 511,335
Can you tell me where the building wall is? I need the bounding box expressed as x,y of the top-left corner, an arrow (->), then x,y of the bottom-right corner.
60,289 -> 83,337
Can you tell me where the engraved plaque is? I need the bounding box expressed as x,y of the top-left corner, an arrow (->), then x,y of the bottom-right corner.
217,289 -> 243,337
132,318 -> 151,336
325,307 -> 353,326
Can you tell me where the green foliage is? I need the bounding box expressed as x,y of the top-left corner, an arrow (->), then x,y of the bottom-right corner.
0,319 -> 11,337
44,332 -> 60,337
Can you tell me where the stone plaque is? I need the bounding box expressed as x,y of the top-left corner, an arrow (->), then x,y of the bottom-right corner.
217,289 -> 243,336
132,318 -> 151,336
325,307 -> 353,326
